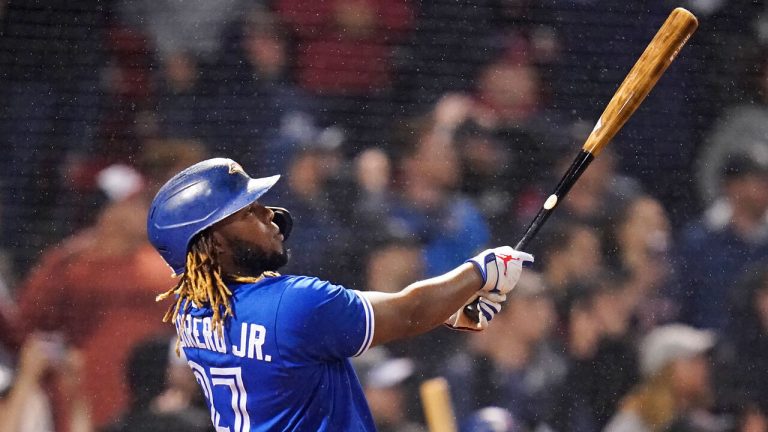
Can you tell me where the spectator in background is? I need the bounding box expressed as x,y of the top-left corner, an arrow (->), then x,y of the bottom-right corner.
14,140 -> 207,429
276,0 -> 412,146
426,93 -> 520,241
102,337 -> 210,432
535,221 -> 604,298
460,407 -> 526,432
278,136 -> 358,285
364,235 -> 423,297
548,275 -> 637,432
696,47 -> 768,205
352,147 -> 395,231
354,348 -> 425,432
388,112 -> 490,277
361,232 -> 456,373
678,154 -> 768,330
0,1 -> 104,274
393,0 -> 499,112
16,196 -> 175,429
117,0 -> 245,62
137,139 -> 209,199
471,35 -> 568,180
0,333 -> 91,432
443,272 -> 564,429
605,324 -> 723,432
153,50 -> 208,140
536,143 -> 641,229
208,5 -> 317,177
714,262 -> 768,420
603,194 -> 680,333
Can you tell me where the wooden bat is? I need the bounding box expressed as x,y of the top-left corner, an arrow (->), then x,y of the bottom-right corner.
465,7 -> 698,321
420,377 -> 458,432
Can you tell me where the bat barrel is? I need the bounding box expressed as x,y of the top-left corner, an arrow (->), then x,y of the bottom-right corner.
583,7 -> 698,156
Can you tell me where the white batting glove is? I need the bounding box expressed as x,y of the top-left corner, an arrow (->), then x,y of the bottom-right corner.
467,246 -> 534,295
444,292 -> 506,332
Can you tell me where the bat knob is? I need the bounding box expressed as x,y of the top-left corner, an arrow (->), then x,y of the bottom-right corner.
463,300 -> 482,323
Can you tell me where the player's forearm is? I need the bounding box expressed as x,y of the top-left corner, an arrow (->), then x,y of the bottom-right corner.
366,263 -> 481,346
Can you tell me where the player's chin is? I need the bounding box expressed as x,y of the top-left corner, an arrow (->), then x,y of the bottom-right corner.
270,248 -> 289,271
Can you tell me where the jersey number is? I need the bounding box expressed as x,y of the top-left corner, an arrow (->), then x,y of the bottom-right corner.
189,361 -> 251,432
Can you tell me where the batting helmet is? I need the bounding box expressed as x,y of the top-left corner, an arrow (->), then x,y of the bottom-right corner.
147,157 -> 292,275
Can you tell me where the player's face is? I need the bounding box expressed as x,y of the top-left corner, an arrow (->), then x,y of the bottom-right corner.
211,203 -> 288,275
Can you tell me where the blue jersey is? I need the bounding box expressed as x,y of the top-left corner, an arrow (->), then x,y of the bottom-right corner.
174,275 -> 376,431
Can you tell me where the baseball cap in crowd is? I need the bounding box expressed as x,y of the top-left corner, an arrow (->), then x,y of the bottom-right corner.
460,407 -> 523,432
364,357 -> 415,389
353,346 -> 415,389
639,324 -> 715,377
721,152 -> 768,180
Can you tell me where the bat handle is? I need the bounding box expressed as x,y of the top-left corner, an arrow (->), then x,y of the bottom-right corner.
463,151 -> 595,322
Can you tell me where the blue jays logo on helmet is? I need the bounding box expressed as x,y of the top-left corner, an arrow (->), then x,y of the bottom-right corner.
147,158 -> 281,275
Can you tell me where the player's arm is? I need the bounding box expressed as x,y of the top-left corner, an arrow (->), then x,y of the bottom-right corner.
362,247 -> 533,347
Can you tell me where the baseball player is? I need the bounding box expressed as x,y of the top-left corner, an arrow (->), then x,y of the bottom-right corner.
147,158 -> 533,431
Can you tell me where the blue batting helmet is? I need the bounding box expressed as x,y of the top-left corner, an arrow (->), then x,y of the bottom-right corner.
147,157 -> 288,275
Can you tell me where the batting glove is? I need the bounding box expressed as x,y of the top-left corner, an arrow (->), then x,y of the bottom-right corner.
467,246 -> 534,295
445,292 -> 506,332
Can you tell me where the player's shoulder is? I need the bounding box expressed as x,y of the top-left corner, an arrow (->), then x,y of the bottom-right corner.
277,275 -> 353,310
280,274 -> 347,297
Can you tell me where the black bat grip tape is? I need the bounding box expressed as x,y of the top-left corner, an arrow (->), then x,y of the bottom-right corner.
462,151 -> 594,323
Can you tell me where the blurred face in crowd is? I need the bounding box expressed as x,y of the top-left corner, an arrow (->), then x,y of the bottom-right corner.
617,196 -> 671,261
355,148 -> 391,194
288,150 -> 341,199
592,289 -> 631,337
366,243 -> 424,293
478,62 -> 539,116
725,173 -> 768,219
564,152 -> 615,216
365,386 -> 408,427
564,226 -> 603,280
460,134 -> 509,177
163,52 -> 197,92
506,295 -> 556,343
411,131 -> 461,189
243,31 -> 286,79
333,0 -> 376,37
669,354 -> 713,407
755,283 -> 768,332
95,198 -> 149,256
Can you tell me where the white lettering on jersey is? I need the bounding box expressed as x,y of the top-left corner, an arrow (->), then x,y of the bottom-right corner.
176,316 -> 270,361
232,323 -> 247,358
202,317 -> 215,351
193,317 -> 207,349
247,324 -> 267,361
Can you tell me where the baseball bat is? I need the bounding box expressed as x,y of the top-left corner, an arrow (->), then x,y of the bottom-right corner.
420,377 -> 458,432
465,7 -> 698,321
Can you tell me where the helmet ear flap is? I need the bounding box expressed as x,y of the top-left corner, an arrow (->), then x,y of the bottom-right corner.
267,207 -> 293,241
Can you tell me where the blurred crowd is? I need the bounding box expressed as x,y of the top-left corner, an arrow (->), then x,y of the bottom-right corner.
3,0 -> 768,431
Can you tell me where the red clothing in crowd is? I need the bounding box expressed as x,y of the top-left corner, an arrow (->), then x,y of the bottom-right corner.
276,0 -> 412,94
17,228 -> 175,428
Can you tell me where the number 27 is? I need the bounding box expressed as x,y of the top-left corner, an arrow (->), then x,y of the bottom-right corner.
188,361 -> 251,432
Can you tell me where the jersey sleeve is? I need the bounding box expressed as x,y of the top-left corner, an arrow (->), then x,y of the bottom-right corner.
275,277 -> 374,363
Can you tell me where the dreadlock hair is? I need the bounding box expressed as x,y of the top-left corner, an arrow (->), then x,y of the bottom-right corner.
156,230 -> 233,340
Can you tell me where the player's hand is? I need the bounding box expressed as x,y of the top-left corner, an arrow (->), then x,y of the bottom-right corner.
444,292 -> 505,331
466,246 -> 534,295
